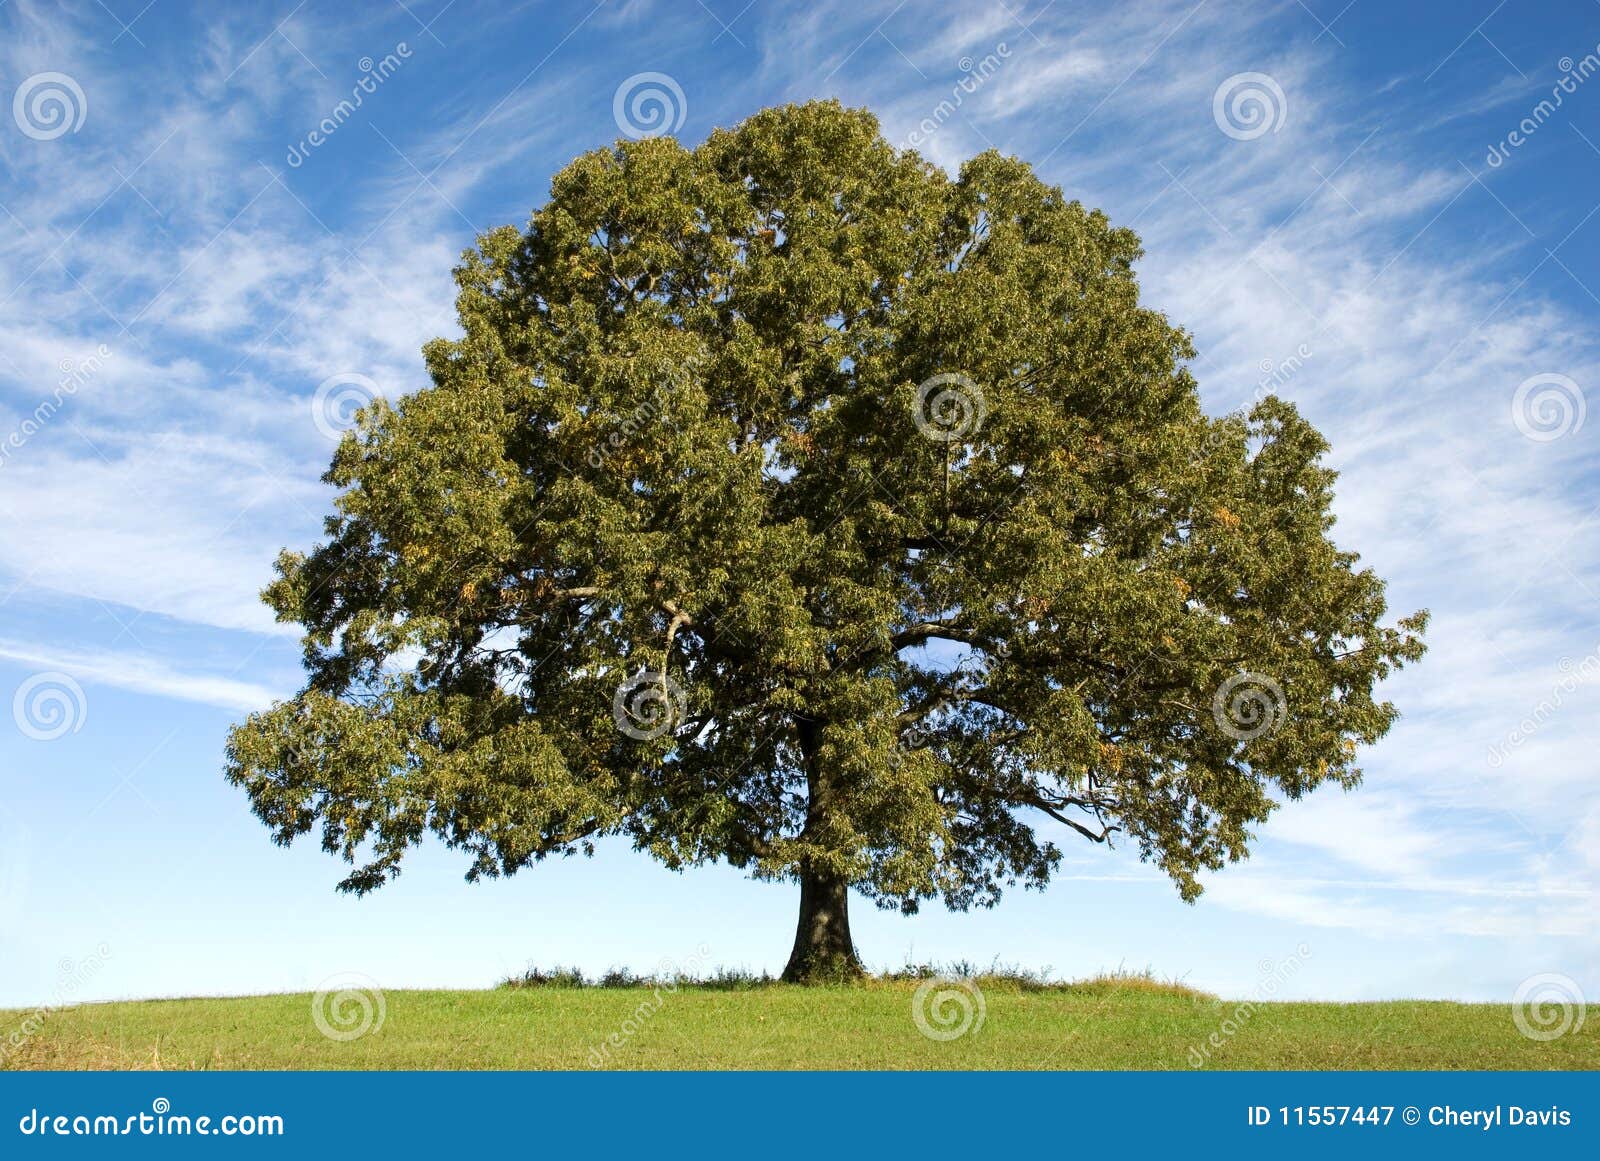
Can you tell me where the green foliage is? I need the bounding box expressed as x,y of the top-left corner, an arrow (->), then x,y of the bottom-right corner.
499,965 -> 775,990
225,101 -> 1426,916
500,966 -> 588,989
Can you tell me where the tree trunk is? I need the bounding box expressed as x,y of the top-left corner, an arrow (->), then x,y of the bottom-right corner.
781,864 -> 865,982
782,715 -> 866,983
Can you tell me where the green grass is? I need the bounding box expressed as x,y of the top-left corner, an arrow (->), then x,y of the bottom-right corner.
4,974 -> 1594,1070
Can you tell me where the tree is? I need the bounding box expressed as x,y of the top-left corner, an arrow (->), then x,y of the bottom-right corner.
225,101 -> 1426,981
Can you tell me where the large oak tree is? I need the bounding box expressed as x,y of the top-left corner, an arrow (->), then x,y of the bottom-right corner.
226,101 -> 1426,980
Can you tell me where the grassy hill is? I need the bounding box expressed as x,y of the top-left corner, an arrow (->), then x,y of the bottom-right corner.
5,974 -> 1593,1070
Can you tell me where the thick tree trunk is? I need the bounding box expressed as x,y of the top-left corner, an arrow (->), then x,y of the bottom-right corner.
781,864 -> 864,982
782,715 -> 866,983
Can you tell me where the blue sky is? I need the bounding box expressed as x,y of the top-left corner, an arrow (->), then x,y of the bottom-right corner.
1,0 -> 1597,1009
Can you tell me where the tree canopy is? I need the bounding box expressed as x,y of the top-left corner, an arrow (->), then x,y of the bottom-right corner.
225,100 -> 1426,980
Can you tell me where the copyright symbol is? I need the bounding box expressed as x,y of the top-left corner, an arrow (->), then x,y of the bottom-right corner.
1402,1106 -> 1420,1125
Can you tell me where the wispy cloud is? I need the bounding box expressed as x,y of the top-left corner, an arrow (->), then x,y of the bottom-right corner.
0,638 -> 281,712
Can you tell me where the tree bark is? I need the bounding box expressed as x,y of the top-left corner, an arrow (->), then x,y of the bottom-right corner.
781,714 -> 866,983
781,863 -> 864,982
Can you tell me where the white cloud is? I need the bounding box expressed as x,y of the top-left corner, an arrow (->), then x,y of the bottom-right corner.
0,637 -> 281,712
1266,792 -> 1444,879
0,428 -> 322,634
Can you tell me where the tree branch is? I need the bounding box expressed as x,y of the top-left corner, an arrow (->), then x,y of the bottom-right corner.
891,622 -> 980,649
1021,792 -> 1120,844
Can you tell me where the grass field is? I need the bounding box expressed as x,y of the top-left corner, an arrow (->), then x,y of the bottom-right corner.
4,974 -> 1594,1070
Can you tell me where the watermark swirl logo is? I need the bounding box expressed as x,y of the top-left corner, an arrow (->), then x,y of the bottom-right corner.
613,72 -> 687,139
1211,671 -> 1287,741
1212,72 -> 1287,141
913,373 -> 987,442
312,373 -> 380,441
1511,972 -> 1586,1041
612,670 -> 687,740
13,672 -> 87,741
1511,373 -> 1584,442
311,972 -> 387,1042
13,72 -> 87,141
911,977 -> 986,1041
